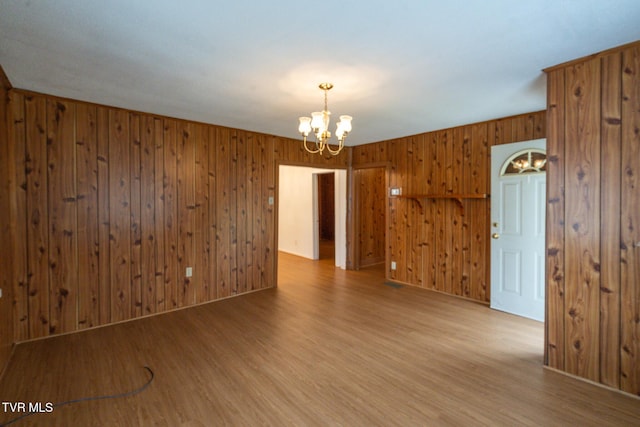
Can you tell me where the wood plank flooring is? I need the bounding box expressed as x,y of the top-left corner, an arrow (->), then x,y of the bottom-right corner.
1,252 -> 639,426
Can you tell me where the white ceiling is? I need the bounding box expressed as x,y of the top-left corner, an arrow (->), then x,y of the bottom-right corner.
1,1 -> 639,146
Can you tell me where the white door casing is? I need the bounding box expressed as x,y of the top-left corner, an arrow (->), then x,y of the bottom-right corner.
490,139 -> 546,322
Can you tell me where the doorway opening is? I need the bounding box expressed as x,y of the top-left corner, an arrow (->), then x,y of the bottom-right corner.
317,172 -> 335,260
277,165 -> 347,268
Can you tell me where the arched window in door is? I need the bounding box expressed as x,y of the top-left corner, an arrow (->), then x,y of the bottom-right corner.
501,149 -> 547,176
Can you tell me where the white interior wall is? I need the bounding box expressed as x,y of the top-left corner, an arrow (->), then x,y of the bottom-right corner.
278,165 -> 346,269
334,169 -> 347,269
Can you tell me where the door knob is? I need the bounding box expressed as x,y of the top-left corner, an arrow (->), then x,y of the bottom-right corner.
492,233 -> 500,239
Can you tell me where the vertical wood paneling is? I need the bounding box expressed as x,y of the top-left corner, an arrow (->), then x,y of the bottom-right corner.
545,69 -> 566,369
544,40 -> 640,397
108,108 -> 131,323
450,128 -> 463,296
163,119 -> 178,310
460,126 -> 472,298
216,127 -> 232,298
250,134 -> 262,290
564,59 -> 601,381
9,91 -> 28,341
194,123 -> 210,303
599,53 -> 622,388
24,94 -> 49,338
396,138 -> 408,284
443,130 -> 453,295
355,167 -> 386,267
471,122 -> 489,302
435,132 -> 448,294
353,112 -> 540,303
140,115 -> 157,315
263,135 -> 276,289
245,133 -> 256,291
75,103 -> 99,329
387,139 -> 399,282
208,127 -> 218,299
423,134 -> 437,290
229,131 -> 239,295
0,71 -> 15,367
96,107 -> 111,325
236,131 -> 247,295
4,89 -> 298,344
153,118 -> 165,311
620,45 -> 640,395
408,136 -> 423,286
177,121 -> 195,307
47,99 -> 77,335
129,114 -> 142,318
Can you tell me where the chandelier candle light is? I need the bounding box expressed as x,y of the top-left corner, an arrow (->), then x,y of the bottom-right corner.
298,83 -> 352,155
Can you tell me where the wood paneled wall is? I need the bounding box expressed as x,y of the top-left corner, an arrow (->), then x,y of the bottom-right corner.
354,167 -> 386,267
0,67 -> 14,372
3,88 -> 347,343
545,41 -> 640,396
352,112 -> 546,303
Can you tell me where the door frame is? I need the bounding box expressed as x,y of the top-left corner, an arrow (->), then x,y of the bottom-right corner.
276,162 -> 348,268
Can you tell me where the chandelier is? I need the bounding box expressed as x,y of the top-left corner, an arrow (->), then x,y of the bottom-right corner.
298,83 -> 352,155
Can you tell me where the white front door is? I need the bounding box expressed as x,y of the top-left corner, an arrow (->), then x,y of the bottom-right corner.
490,139 -> 546,322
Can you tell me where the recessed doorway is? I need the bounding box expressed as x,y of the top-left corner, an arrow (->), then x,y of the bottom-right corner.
277,165 -> 347,268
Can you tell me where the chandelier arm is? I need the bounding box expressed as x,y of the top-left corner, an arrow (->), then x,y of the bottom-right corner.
325,139 -> 344,155
302,136 -> 322,154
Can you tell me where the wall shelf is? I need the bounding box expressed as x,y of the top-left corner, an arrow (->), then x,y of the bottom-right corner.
394,193 -> 489,215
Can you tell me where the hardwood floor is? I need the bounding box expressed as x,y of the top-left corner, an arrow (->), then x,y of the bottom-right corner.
1,252 -> 639,426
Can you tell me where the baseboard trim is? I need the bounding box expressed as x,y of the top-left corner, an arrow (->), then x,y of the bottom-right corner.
543,366 -> 640,401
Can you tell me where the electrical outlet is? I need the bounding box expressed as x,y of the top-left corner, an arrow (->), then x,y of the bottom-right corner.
390,187 -> 402,196
268,196 -> 274,205
391,261 -> 397,271
186,267 -> 193,278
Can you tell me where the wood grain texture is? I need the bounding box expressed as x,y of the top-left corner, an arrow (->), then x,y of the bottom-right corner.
108,108 -> 131,323
194,123 -> 210,302
545,69 -> 566,370
620,44 -> 640,395
215,127 -> 232,298
422,133 -> 437,291
140,115 -> 157,315
600,52 -> 622,389
76,103 -> 99,329
8,91 -> 28,341
354,167 -> 386,268
0,67 -> 15,372
163,119 -> 179,311
352,112 -> 528,303
2,253 -> 640,426
470,122 -> 489,302
46,98 -> 77,335
24,94 -> 49,338
129,114 -> 142,318
0,87 -> 342,347
177,121 -> 195,307
96,107 -> 111,325
564,58 -> 601,382
544,40 -> 640,396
